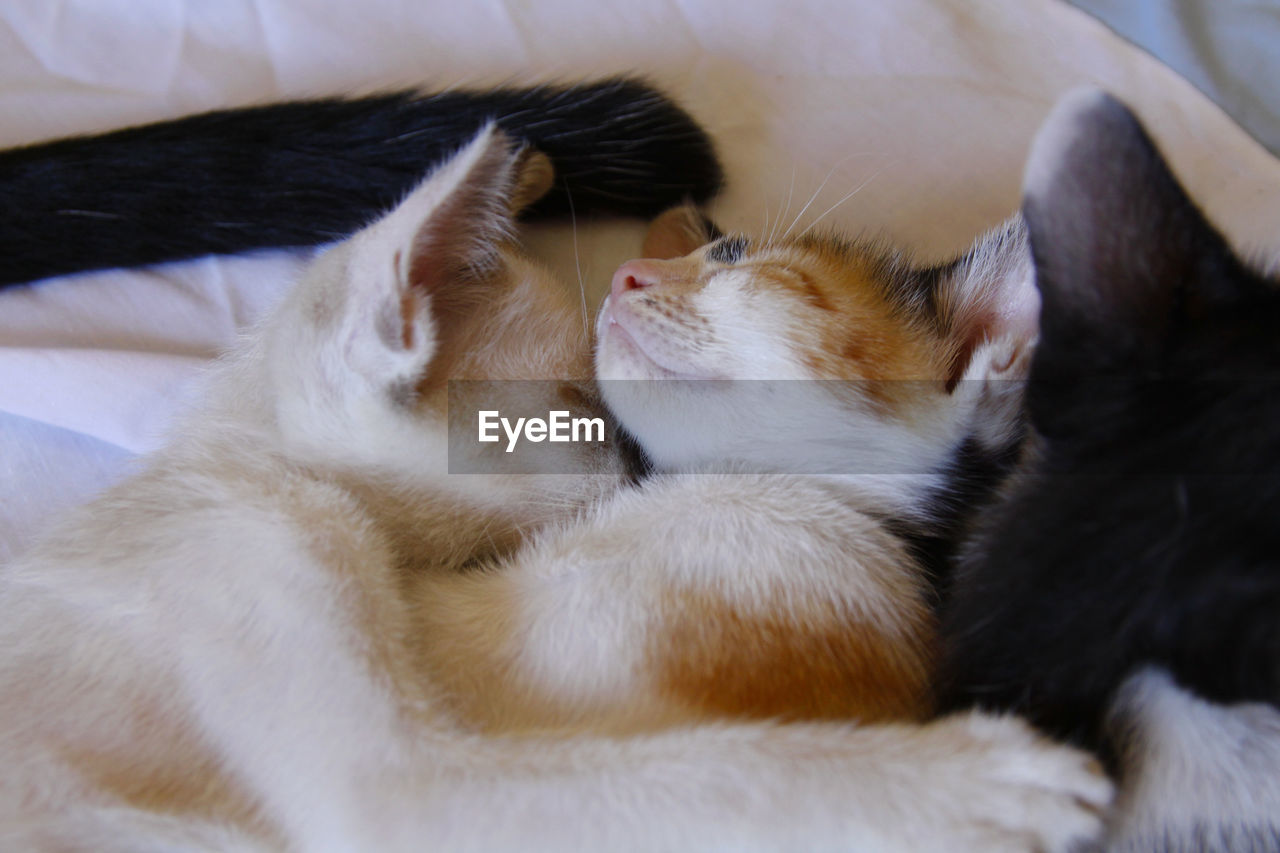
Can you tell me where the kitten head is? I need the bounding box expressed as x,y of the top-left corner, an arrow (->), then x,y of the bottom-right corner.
941,91 -> 1280,736
252,126 -> 618,499
594,201 -> 1038,515
1019,89 -> 1280,465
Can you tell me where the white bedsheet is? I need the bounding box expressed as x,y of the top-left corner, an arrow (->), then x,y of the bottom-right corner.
3,0 -> 1279,563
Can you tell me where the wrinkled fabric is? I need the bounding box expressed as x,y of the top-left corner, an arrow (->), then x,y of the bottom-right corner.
2,0 -> 1279,563
1067,0 -> 1280,156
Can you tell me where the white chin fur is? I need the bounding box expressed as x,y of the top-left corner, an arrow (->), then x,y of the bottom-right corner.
596,295 -> 717,380
598,320 -> 692,380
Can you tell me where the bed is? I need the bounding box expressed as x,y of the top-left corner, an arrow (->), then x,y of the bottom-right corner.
3,0 -> 1280,563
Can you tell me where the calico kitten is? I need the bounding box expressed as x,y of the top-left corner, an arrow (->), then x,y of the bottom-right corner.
601,203 -> 1037,576
415,198 -> 1042,732
937,90 -> 1280,850
0,127 -> 1109,852
0,78 -> 720,287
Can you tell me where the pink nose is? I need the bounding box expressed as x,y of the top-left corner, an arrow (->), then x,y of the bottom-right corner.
610,260 -> 664,300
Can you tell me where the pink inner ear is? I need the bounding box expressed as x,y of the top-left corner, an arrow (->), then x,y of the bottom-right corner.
946,270 -> 1041,392
995,272 -> 1042,349
399,289 -> 418,350
388,248 -> 419,351
405,218 -> 462,295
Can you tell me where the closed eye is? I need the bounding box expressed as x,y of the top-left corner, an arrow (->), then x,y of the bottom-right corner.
706,236 -> 748,265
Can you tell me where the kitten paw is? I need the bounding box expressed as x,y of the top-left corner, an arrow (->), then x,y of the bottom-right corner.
899,711 -> 1112,852
1106,668 -> 1280,851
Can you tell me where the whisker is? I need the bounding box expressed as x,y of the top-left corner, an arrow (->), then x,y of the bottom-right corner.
565,182 -> 589,341
783,151 -> 874,241
783,167 -> 839,240
772,161 -> 798,245
796,166 -> 885,239
760,192 -> 772,246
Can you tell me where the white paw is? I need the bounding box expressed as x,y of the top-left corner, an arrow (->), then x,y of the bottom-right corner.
902,711 -> 1112,852
1106,668 -> 1280,850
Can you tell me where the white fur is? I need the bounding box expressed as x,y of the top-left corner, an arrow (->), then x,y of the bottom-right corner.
1105,668 -> 1280,852
416,471 -> 925,732
594,225 -> 1035,520
595,280 -> 960,516
0,130 -> 1109,851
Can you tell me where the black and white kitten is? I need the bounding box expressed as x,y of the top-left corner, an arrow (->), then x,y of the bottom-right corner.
939,89 -> 1280,851
0,78 -> 721,288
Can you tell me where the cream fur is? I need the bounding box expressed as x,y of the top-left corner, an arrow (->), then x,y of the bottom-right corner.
0,128 -> 1109,851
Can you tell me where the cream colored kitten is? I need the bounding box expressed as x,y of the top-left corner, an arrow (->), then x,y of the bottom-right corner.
0,128 -> 1107,852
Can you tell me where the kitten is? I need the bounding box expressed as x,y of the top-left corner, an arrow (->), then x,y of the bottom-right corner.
600,204 -> 1039,571
0,127 -> 1109,851
415,201 -> 1043,734
936,90 -> 1280,850
0,78 -> 720,288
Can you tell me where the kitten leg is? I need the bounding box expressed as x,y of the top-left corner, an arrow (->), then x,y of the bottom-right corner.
3,810 -> 272,853
6,705 -> 1111,852
1104,667 -> 1280,853
413,472 -> 937,732
410,474 -> 1110,849
7,516 -> 1107,852
2,479 -> 1107,852
401,710 -> 1112,853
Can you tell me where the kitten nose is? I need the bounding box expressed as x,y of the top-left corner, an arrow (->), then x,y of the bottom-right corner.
611,260 -> 663,300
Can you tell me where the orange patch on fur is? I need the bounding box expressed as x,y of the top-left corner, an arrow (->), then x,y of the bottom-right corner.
788,270 -> 836,312
755,244 -> 945,411
651,587 -> 936,723
58,694 -> 280,841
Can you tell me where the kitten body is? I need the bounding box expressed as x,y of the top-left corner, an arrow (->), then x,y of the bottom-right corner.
937,90 -> 1280,850
417,205 -> 1044,734
0,129 -> 1109,851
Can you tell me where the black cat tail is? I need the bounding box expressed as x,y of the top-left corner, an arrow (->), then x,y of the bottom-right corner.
0,78 -> 723,288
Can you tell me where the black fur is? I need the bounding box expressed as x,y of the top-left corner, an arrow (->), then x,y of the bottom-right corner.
937,94 -> 1280,755
895,435 -> 1023,607
705,235 -> 747,264
0,78 -> 722,288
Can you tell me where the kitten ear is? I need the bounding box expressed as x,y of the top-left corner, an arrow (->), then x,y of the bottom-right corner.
364,123 -> 523,301
641,203 -> 723,258
509,149 -> 555,216
342,125 -> 526,381
1021,89 -> 1231,375
936,218 -> 1038,391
